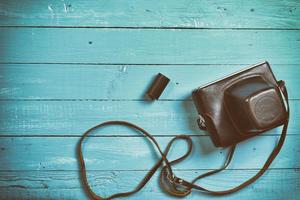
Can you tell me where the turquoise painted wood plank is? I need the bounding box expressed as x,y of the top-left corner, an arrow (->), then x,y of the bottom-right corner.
0,28 -> 300,64
0,169 -> 298,200
0,135 -> 298,170
0,100 -> 298,136
0,64 -> 299,100
0,0 -> 299,28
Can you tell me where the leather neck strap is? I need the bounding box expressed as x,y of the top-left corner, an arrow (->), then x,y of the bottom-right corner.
77,81 -> 289,200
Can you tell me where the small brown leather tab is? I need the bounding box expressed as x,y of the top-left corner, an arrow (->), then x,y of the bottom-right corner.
146,73 -> 170,100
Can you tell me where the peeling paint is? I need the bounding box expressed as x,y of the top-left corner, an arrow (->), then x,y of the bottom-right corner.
47,4 -> 55,19
48,5 -> 53,12
47,157 -> 76,166
63,3 -> 68,13
119,65 -> 127,73
0,87 -> 19,95
106,66 -> 129,98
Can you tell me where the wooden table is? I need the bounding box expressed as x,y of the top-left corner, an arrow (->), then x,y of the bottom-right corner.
0,1 -> 299,199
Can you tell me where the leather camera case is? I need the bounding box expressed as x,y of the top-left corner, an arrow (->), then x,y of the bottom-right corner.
192,62 -> 287,147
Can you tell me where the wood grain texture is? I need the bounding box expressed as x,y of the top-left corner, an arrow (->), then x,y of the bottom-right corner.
0,0 -> 299,28
0,0 -> 299,199
0,100 -> 299,136
0,169 -> 299,200
0,28 -> 300,64
1,64 -> 299,100
0,135 -> 298,171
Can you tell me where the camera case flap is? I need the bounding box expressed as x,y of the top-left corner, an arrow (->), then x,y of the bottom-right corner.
192,62 -> 287,147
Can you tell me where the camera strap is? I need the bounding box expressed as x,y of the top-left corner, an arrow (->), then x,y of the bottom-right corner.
77,80 -> 289,200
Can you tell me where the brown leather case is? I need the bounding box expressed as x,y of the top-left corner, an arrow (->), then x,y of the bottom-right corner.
192,62 -> 287,147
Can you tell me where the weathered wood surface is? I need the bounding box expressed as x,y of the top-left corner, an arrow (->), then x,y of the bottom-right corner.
0,29 -> 300,64
0,100 -> 299,136
0,169 -> 299,200
0,135 -> 299,171
0,0 -> 299,199
0,0 -> 299,28
0,64 -> 299,100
